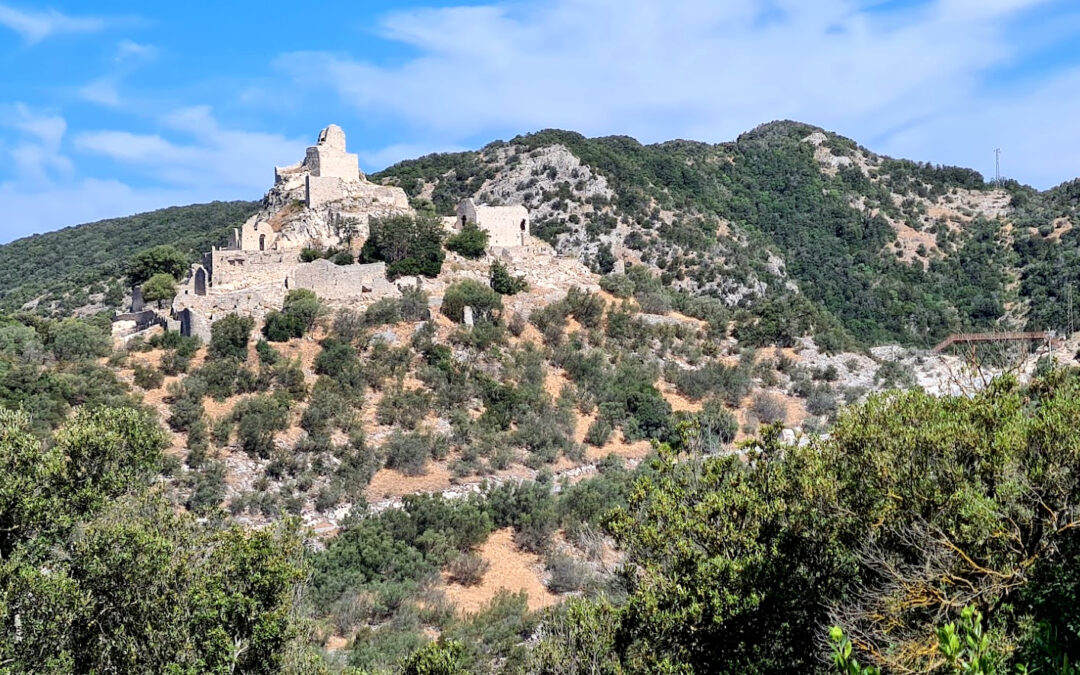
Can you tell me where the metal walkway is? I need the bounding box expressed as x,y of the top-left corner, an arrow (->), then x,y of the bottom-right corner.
932,331 -> 1062,353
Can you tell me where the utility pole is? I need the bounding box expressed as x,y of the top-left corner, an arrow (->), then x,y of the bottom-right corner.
994,148 -> 1001,185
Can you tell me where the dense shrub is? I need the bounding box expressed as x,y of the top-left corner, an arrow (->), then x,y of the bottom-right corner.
545,553 -> 593,594
360,213 -> 446,279
448,552 -> 490,587
442,279 -> 502,324
383,430 -> 443,476
490,261 -> 528,295
698,398 -> 738,446
363,298 -> 402,327
126,244 -> 189,286
445,221 -> 489,259
232,394 -> 290,458
50,319 -> 111,362
263,289 -> 322,342
584,418 -> 613,447
751,391 -> 787,425
133,364 -> 164,390
209,314 -> 254,361
565,286 -> 605,329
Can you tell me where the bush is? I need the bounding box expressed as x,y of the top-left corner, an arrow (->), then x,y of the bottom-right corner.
599,274 -> 635,298
186,461 -> 226,515
383,431 -> 437,476
360,213 -> 446,279
209,314 -> 254,361
751,391 -> 787,425
806,386 -> 838,417
442,279 -> 502,324
364,298 -> 402,327
261,311 -> 304,342
255,339 -> 280,365
672,361 -> 751,405
545,553 -> 593,594
126,244 -> 188,285
698,398 -> 738,446
584,418 -> 612,447
264,290 -> 323,341
50,318 -> 111,362
232,394 -> 290,458
376,387 -> 432,430
133,364 -> 164,390
142,273 -> 178,307
399,285 -> 429,322
445,221 -> 489,259
566,286 -> 605,329
447,552 -> 490,587
331,250 -> 354,265
490,261 -> 528,295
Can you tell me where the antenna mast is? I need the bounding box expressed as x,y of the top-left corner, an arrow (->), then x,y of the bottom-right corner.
994,148 -> 1001,184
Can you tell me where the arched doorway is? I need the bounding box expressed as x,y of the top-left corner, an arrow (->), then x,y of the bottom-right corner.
194,267 -> 207,296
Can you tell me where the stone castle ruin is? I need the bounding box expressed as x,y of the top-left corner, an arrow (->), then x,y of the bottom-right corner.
136,124 -> 542,342
454,198 -> 530,248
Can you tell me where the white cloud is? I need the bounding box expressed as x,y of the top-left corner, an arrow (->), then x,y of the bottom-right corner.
0,107 -> 305,242
0,103 -> 70,182
75,105 -> 307,191
0,3 -> 103,43
78,77 -> 121,106
276,0 -> 1075,187
114,38 -> 156,62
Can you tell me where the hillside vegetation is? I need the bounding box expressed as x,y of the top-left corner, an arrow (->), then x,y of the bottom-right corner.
0,201 -> 257,315
376,121 -> 1077,346
1,122 -> 1079,672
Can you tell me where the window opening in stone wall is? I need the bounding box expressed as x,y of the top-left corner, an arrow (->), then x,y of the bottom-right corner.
259,234 -> 266,251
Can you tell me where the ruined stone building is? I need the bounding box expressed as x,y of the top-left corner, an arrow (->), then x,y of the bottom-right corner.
454,198 -> 530,248
109,124 -> 544,344
171,125 -> 412,340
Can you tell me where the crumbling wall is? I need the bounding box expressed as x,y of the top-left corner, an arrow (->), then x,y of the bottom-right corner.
291,259 -> 394,301
210,249 -> 298,290
457,199 -> 530,247
238,214 -> 279,251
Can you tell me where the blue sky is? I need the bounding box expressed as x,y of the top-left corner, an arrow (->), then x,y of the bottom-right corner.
1,0 -> 1078,242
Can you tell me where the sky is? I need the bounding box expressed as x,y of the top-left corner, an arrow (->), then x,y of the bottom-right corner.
0,0 -> 1078,243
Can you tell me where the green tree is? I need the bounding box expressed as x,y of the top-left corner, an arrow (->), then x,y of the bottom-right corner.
49,318 -> 111,361
142,272 -> 178,308
126,244 -> 189,286
445,221 -> 489,259
360,213 -> 446,279
209,313 -> 254,361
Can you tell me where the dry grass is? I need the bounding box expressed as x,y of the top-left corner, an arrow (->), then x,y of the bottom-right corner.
366,462 -> 455,501
440,528 -> 559,614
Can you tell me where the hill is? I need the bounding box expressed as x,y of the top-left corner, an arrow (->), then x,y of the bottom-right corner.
374,121 -> 1079,346
1,121 -> 1079,672
0,201 -> 257,316
2,122 -> 1076,347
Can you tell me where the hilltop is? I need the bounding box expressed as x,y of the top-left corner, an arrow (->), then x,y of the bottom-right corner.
3,121 -> 1077,349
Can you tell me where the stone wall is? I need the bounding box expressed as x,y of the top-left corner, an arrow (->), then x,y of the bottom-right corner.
291,259 -> 394,301
306,175 -> 345,209
304,124 -> 359,180
457,199 -> 530,247
238,214 -> 280,251
210,249 -> 298,290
